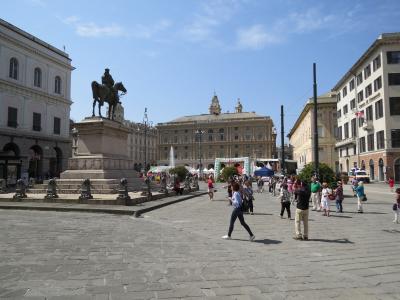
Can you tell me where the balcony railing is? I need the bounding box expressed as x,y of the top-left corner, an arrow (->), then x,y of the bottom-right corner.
335,137 -> 356,148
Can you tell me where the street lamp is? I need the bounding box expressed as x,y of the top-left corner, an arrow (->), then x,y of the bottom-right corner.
195,129 -> 205,178
143,108 -> 153,173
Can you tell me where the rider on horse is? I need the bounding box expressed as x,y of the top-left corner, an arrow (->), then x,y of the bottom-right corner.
101,68 -> 117,104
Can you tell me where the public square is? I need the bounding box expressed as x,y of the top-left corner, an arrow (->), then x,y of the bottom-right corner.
1,183 -> 399,299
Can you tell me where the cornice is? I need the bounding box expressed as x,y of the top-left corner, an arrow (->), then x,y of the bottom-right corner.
0,32 -> 74,71
0,79 -> 73,106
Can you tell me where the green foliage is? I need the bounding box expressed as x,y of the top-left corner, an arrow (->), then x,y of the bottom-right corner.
221,166 -> 238,182
169,166 -> 189,181
298,163 -> 336,186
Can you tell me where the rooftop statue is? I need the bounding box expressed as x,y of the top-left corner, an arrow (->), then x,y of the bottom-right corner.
91,68 -> 127,120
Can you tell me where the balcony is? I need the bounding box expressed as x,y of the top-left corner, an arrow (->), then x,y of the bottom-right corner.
335,137 -> 356,148
362,120 -> 374,131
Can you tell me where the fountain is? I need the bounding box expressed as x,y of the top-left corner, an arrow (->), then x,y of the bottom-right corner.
169,146 -> 175,168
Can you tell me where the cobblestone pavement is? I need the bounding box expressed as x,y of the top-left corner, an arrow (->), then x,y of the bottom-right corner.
0,183 -> 399,299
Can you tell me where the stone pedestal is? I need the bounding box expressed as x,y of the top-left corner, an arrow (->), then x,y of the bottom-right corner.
60,117 -> 144,192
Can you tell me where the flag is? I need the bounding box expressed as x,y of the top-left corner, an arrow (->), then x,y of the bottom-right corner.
355,111 -> 364,118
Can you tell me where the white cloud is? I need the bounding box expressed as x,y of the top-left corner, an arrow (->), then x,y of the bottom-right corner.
62,16 -> 171,39
287,8 -> 335,33
236,25 -> 281,50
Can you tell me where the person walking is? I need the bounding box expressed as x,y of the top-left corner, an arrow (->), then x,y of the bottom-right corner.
207,175 -> 214,200
310,176 -> 321,211
320,182 -> 332,217
393,188 -> 400,223
279,183 -> 291,219
243,180 -> 255,215
355,181 -> 366,213
222,182 -> 255,241
335,181 -> 344,213
389,177 -> 395,193
293,181 -> 310,240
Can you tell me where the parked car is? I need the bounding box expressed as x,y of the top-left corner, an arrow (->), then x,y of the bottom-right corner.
349,169 -> 370,183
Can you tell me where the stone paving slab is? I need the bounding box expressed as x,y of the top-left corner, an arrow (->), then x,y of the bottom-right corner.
0,182 -> 399,299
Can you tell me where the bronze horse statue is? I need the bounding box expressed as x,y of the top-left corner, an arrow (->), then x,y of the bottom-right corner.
91,81 -> 127,120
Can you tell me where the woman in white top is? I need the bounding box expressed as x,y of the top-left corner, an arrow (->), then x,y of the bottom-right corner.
320,182 -> 332,217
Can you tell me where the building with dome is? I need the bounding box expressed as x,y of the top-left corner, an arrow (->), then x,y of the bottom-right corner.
156,95 -> 276,170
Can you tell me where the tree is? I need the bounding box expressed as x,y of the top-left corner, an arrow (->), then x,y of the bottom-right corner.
221,166 -> 238,182
298,163 -> 336,186
169,166 -> 189,181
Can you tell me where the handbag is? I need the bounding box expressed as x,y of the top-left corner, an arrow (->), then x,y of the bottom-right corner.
393,203 -> 398,211
362,194 -> 367,202
328,193 -> 336,201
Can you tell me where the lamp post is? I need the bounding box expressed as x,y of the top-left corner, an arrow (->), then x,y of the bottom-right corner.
143,108 -> 153,173
195,129 -> 205,178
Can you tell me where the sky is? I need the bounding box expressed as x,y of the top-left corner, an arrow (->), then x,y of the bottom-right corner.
2,0 -> 400,144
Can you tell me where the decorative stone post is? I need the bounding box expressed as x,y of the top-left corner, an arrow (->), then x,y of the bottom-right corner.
117,178 -> 131,205
79,178 -> 93,202
44,178 -> 59,200
160,173 -> 168,195
0,179 -> 6,193
184,174 -> 191,192
13,179 -> 27,200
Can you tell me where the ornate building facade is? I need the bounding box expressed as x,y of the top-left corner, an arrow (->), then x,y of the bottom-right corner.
288,92 -> 338,172
156,95 -> 276,169
0,18 -> 73,184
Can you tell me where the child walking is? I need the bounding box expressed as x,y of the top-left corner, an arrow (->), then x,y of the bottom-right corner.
279,184 -> 291,219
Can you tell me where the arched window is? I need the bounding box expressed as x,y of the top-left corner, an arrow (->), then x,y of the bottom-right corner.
34,67 -> 42,87
54,76 -> 61,94
9,57 -> 18,80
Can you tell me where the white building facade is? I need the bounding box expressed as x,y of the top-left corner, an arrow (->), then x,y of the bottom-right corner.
0,18 -> 73,184
334,33 -> 400,181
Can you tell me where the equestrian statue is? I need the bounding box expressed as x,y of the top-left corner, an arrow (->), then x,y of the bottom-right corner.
91,68 -> 127,120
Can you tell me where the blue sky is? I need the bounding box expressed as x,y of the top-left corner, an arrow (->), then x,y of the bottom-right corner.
2,0 -> 400,144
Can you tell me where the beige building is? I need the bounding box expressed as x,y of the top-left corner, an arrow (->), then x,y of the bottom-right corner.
288,92 -> 338,172
156,95 -> 276,169
333,33 -> 400,181
0,18 -> 73,184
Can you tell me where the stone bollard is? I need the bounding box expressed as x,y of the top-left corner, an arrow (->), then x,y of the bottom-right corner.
140,176 -> 152,201
184,175 -> 191,193
79,178 -> 93,202
44,178 -> 59,200
13,179 -> 27,200
0,179 -> 7,193
117,178 -> 131,205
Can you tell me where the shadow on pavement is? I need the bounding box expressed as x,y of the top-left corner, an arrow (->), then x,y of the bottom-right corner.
247,212 -> 273,216
346,211 -> 388,215
310,238 -> 354,244
254,239 -> 282,245
330,214 -> 352,218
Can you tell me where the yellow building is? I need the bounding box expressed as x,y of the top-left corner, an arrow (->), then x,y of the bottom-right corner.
288,92 -> 338,172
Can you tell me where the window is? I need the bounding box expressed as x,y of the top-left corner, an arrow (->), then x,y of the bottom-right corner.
390,97 -> 400,115
54,76 -> 61,94
53,117 -> 61,135
367,133 -> 374,151
377,130 -> 385,149
342,86 -> 347,97
350,99 -> 356,110
7,107 -> 18,128
318,126 -> 324,137
34,67 -> 42,87
373,54 -> 381,71
391,129 -> 400,148
365,84 -> 372,98
356,73 -> 363,85
337,109 -> 342,118
174,136 -> 177,143
349,79 -> 355,91
387,51 -> 400,64
9,58 -> 18,80
234,135 -> 238,140
344,123 -> 349,139
346,147 -> 349,156
359,137 -> 366,153
358,110 -> 365,127
343,105 -> 348,115
337,126 -> 342,140
374,76 -> 382,92
375,100 -> 383,119
364,64 -> 371,79
366,105 -> 373,121
339,149 -> 343,157
336,93 -> 341,102
357,90 -> 364,103
351,118 -> 357,137
389,73 -> 400,85
32,113 -> 41,131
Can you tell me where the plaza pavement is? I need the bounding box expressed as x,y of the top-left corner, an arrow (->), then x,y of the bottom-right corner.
0,182 -> 399,299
